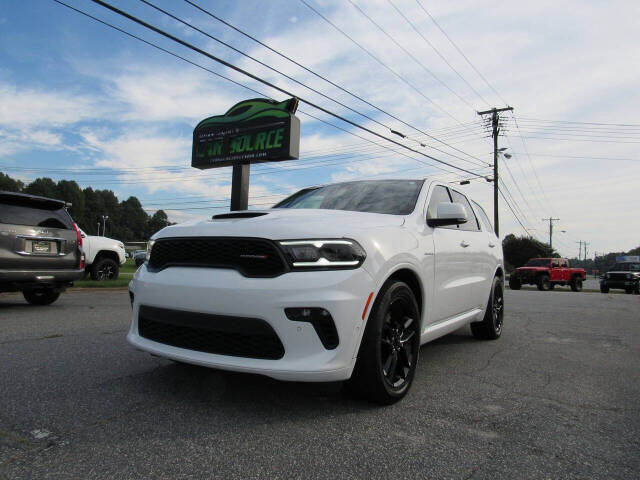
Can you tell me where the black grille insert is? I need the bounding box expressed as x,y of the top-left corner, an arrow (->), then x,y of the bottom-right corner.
138,305 -> 285,360
148,237 -> 287,277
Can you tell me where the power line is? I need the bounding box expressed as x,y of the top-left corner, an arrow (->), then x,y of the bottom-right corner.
183,0 -> 488,167
385,0 -> 491,107
517,117 -> 640,128
415,0 -> 508,107
298,0 -> 462,125
82,0 -> 485,178
347,0 -> 477,110
53,0 -> 484,181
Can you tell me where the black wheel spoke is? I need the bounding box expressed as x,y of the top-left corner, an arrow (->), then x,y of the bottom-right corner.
388,351 -> 398,383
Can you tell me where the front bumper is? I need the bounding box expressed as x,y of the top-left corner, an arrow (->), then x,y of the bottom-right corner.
600,279 -> 639,289
128,265 -> 375,382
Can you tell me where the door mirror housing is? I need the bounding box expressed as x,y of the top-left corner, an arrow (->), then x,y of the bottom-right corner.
427,202 -> 468,227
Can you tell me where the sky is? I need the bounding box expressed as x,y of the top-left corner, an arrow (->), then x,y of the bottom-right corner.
0,0 -> 639,257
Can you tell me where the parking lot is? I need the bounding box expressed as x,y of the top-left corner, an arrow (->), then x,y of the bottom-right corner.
1,288 -> 638,479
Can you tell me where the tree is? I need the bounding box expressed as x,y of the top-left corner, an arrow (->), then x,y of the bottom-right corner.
0,172 -> 24,192
502,234 -> 557,271
146,210 -> 170,237
24,177 -> 59,199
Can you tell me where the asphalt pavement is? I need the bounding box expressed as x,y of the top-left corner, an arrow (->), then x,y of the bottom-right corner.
1,288 -> 638,479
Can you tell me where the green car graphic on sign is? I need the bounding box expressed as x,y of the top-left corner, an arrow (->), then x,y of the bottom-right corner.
192,98 -> 300,169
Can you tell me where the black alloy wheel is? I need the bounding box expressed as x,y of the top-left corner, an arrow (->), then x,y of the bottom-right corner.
471,276 -> 504,340
91,257 -> 119,281
347,280 -> 420,404
380,299 -> 419,389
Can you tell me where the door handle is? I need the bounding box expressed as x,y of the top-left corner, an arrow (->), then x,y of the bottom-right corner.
460,241 -> 469,248
488,242 -> 495,248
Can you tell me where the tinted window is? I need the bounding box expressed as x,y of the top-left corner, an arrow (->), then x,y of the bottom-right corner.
525,259 -> 551,267
274,180 -> 424,215
0,203 -> 73,229
471,200 -> 493,233
450,189 -> 480,232
426,185 -> 452,220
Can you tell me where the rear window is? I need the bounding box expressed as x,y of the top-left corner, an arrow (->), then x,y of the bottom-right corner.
0,202 -> 73,229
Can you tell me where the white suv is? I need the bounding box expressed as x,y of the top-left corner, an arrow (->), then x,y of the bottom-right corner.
128,179 -> 504,403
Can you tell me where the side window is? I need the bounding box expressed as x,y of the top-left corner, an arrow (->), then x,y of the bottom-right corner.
471,200 -> 493,233
450,190 -> 480,232
561,260 -> 569,268
551,260 -> 559,268
426,185 -> 452,220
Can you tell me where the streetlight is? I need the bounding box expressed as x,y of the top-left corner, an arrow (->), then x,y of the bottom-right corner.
101,215 -> 109,236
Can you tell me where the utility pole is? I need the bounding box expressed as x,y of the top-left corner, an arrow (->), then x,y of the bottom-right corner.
576,240 -> 583,260
576,240 -> 590,260
542,217 -> 560,250
477,106 -> 513,237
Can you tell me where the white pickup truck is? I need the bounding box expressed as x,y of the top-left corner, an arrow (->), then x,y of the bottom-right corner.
78,228 -> 126,280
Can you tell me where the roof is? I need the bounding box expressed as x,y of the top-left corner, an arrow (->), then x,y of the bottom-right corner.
0,190 -> 69,209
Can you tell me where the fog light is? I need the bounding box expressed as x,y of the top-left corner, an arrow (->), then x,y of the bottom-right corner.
285,307 -> 339,349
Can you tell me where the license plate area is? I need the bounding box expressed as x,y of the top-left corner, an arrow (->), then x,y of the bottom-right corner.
26,240 -> 59,255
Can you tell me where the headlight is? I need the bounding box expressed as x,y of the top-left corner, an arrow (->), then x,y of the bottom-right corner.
118,242 -> 124,250
605,273 -> 610,279
146,239 -> 155,262
627,273 -> 632,279
278,239 -> 366,269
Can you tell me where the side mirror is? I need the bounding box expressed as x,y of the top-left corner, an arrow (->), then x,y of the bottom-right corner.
427,202 -> 468,227
81,233 -> 86,238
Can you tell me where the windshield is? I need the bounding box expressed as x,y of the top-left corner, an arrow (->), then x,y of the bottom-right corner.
611,263 -> 640,272
525,259 -> 551,267
273,179 -> 424,215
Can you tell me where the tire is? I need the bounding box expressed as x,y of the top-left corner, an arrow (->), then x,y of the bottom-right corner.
625,288 -> 633,294
600,285 -> 609,293
508,276 -> 521,290
347,280 -> 421,405
23,289 -> 60,306
537,274 -> 551,291
90,257 -> 119,281
471,276 -> 504,340
635,284 -> 640,295
570,277 -> 583,292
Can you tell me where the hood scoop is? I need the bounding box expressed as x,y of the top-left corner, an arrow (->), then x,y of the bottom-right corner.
212,212 -> 268,220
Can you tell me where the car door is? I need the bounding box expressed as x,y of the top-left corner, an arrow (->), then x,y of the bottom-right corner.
425,184 -> 476,323
448,189 -> 487,309
470,199 -> 499,306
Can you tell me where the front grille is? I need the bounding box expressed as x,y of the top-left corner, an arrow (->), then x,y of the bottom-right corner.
148,237 -> 287,277
138,305 -> 285,360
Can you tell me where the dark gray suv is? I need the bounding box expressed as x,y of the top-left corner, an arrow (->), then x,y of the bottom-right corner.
0,191 -> 84,305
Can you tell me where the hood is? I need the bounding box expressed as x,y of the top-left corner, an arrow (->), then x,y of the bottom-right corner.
155,208 -> 405,240
516,266 -> 547,272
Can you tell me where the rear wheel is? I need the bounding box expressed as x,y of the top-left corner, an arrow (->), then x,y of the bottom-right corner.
570,277 -> 583,292
23,289 -> 60,306
91,257 -> 119,281
508,276 -> 521,290
471,276 -> 504,340
347,280 -> 420,405
600,285 -> 609,293
537,275 -> 551,291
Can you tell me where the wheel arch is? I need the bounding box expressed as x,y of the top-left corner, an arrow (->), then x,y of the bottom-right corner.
94,250 -> 119,264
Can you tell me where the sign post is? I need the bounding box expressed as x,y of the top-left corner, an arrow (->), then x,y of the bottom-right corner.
192,98 -> 300,211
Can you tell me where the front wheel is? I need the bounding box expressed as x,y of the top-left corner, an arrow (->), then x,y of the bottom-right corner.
570,277 -> 583,292
471,276 -> 504,340
23,289 -> 60,306
347,280 -> 420,405
600,285 -> 610,293
91,257 -> 119,281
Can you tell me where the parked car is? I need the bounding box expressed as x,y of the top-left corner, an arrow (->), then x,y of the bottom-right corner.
133,250 -> 147,268
600,256 -> 640,294
0,191 -> 84,305
78,228 -> 126,280
128,179 -> 504,404
509,258 -> 585,291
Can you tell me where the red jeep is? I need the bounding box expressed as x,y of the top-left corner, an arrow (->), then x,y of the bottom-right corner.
508,258 -> 586,292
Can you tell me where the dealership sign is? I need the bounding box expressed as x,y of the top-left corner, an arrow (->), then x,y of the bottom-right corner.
192,98 -> 300,169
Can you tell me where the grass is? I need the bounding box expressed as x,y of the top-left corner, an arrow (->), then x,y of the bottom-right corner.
70,259 -> 138,289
